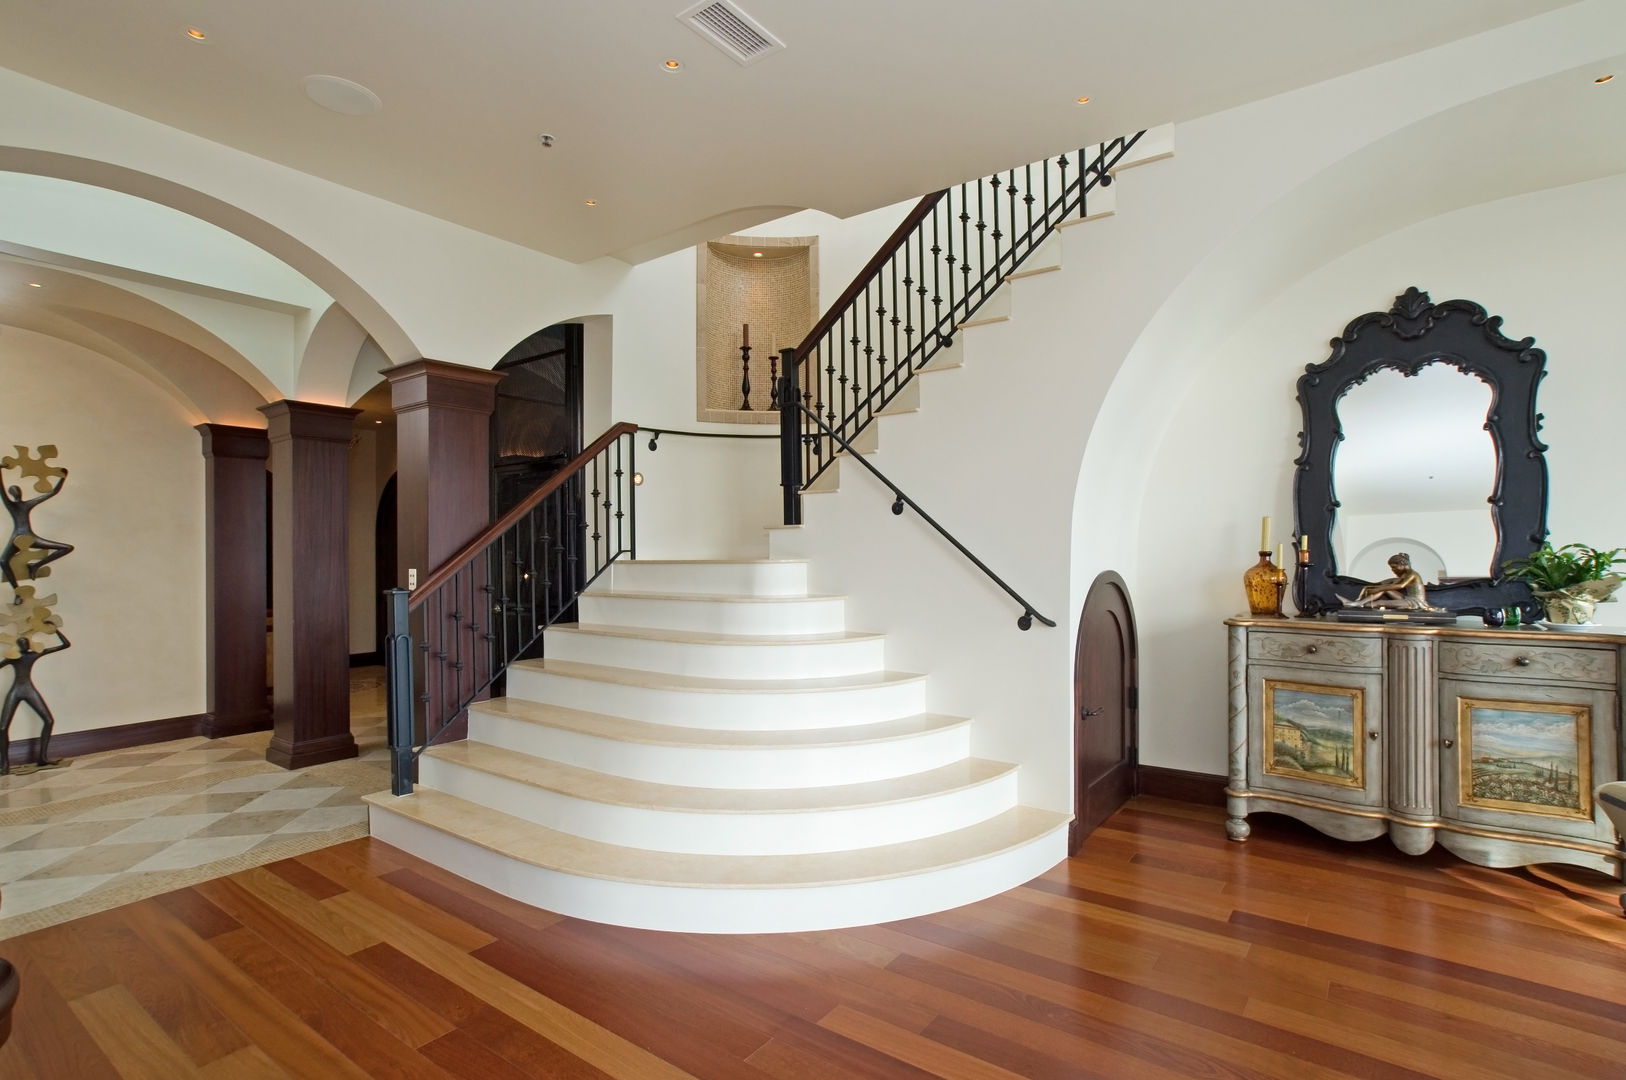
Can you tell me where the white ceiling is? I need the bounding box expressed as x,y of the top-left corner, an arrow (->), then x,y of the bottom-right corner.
0,0 -> 1572,263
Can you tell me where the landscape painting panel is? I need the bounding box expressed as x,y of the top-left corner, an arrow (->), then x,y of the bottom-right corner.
1265,682 -> 1362,788
1462,701 -> 1591,818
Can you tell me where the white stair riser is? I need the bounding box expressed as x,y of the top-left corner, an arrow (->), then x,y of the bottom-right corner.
543,629 -> 886,680
418,756 -> 1020,856
607,561 -> 808,597
578,593 -> 845,635
369,805 -> 1068,933
468,710 -> 970,788
506,668 -> 926,730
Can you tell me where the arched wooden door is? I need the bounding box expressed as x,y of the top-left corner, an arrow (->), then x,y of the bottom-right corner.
1071,571 -> 1139,853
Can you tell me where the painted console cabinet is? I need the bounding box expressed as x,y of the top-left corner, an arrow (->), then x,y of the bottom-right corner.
1225,617 -> 1625,877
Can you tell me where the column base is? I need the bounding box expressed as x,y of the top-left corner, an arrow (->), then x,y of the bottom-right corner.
198,709 -> 272,739
266,731 -> 358,770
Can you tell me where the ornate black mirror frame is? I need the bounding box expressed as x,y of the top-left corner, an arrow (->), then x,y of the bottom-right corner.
1292,287 -> 1548,624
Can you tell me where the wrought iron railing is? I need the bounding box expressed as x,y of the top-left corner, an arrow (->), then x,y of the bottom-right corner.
384,422 -> 637,795
781,132 -> 1146,516
783,399 -> 1054,631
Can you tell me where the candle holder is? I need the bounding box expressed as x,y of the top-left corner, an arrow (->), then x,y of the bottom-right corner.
1243,551 -> 1287,617
1293,543 -> 1311,616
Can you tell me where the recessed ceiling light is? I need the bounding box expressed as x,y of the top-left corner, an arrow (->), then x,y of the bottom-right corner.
1075,96 -> 1091,105
585,199 -> 597,206
752,251 -> 763,258
664,59 -> 682,71
374,419 -> 383,424
537,133 -> 555,148
185,27 -> 207,41
1596,74 -> 1614,84
27,282 -> 42,288
302,74 -> 382,116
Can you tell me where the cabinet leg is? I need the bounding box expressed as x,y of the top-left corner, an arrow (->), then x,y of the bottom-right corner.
1225,816 -> 1251,842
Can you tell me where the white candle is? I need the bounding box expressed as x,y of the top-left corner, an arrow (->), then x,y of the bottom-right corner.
1277,543 -> 1286,569
1260,516 -> 1271,553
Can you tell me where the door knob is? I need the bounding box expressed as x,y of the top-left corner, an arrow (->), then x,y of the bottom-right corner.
1368,731 -> 1379,741
1081,707 -> 1104,719
1442,738 -> 1455,748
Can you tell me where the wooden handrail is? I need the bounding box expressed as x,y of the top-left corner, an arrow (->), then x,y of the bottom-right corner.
408,421 -> 638,608
790,191 -> 946,365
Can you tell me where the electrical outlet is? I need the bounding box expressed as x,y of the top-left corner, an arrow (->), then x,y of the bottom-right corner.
408,568 -> 417,590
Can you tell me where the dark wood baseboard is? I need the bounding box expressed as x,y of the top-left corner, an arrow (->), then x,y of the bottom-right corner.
1138,765 -> 1227,806
349,651 -> 383,668
6,713 -> 208,768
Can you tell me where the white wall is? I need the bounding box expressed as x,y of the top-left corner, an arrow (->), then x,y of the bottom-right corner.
0,327 -> 205,738
768,3 -> 1626,812
1136,174 -> 1626,775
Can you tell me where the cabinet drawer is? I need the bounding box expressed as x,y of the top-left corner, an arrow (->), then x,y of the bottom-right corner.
1248,631 -> 1380,669
1437,640 -> 1617,685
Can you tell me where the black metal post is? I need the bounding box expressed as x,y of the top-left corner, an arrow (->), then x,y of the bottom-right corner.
384,587 -> 416,796
778,355 -> 802,526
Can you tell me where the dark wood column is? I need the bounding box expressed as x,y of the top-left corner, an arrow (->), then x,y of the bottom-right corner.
260,400 -> 360,769
195,424 -> 271,739
384,360 -> 505,583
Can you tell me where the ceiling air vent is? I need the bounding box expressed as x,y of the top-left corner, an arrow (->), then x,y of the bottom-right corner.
677,1 -> 785,66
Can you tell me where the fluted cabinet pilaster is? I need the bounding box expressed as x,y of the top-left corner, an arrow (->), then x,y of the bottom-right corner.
1226,617 -> 1624,877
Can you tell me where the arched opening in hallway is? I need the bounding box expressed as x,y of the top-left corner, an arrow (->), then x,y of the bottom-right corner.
0,162 -> 414,765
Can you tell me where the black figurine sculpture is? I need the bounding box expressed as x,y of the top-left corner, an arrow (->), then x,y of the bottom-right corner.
0,630 -> 69,774
1,445 -> 73,588
1,445 -> 72,774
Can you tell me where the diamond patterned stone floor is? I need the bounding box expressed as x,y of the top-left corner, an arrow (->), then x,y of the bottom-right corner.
0,668 -> 390,936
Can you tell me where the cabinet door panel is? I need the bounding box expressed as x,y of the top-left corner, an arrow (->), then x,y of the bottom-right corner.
1438,677 -> 1618,844
1248,662 -> 1383,808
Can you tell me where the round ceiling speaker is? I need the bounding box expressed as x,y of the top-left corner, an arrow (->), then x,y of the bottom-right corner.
302,75 -> 382,116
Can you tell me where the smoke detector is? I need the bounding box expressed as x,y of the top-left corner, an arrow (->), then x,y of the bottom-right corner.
676,1 -> 784,66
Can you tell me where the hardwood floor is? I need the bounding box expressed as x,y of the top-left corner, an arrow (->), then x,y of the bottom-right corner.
2,796 -> 1622,1079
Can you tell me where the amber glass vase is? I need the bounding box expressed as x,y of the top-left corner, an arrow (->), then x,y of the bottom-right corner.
1243,552 -> 1287,617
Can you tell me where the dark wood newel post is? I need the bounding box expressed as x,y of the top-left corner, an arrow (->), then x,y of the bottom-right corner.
260,400 -> 361,769
384,359 -> 505,745
196,424 -> 271,739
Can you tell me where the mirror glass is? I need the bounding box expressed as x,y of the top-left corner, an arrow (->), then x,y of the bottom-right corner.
1331,364 -> 1496,583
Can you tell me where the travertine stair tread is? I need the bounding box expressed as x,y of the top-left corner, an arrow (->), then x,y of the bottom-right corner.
584,588 -> 844,604
512,658 -> 925,694
365,788 -> 1069,888
551,623 -> 884,647
473,698 -> 969,748
428,741 -> 1016,813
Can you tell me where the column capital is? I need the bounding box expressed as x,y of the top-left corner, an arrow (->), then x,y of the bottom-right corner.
259,400 -> 360,443
384,359 -> 505,416
196,423 -> 270,461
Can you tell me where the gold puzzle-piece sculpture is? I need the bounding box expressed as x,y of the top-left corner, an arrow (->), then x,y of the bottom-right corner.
1,445 -> 67,495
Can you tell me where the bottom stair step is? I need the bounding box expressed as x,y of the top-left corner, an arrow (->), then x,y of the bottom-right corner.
365,789 -> 1070,933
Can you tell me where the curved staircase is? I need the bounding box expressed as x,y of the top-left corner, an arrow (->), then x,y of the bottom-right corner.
366,555 -> 1068,933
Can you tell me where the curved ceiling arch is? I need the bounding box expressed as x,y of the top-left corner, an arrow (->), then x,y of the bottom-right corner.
1,263 -> 271,424
0,147 -> 420,370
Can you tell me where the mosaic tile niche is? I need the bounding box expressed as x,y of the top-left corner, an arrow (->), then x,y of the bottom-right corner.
695,235 -> 818,423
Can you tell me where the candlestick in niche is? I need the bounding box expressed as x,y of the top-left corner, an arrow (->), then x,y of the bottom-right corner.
739,321 -> 753,411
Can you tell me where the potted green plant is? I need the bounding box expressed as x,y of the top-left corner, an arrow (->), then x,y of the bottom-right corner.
1502,542 -> 1626,625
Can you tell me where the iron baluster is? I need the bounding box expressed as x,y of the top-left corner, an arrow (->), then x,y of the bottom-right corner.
385,588 -> 414,794
613,436 -> 624,559
931,204 -> 944,350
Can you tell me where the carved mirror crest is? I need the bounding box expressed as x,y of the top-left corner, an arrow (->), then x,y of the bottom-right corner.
1293,287 -> 1548,623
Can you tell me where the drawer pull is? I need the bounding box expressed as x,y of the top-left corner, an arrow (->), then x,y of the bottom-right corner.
1513,656 -> 1531,667
1368,731 -> 1380,741
1442,738 -> 1455,749
1306,645 -> 1319,654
